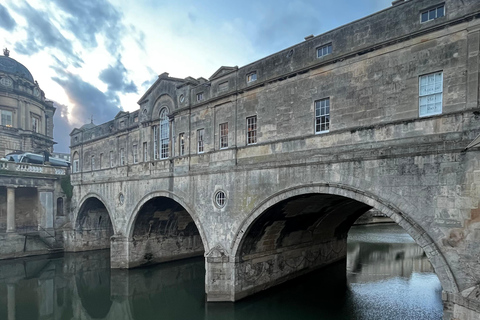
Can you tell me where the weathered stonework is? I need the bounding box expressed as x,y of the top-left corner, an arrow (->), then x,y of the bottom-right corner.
68,0 -> 480,316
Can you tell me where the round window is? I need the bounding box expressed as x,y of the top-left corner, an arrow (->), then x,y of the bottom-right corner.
179,94 -> 185,103
119,193 -> 125,205
214,190 -> 226,208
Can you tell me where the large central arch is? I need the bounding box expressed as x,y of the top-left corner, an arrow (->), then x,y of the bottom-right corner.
226,183 -> 458,301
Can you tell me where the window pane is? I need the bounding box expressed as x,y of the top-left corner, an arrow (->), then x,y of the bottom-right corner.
429,9 -> 435,20
437,6 -> 444,18
421,12 -> 428,22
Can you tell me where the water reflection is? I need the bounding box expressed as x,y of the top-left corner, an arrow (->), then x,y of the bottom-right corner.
0,224 -> 443,320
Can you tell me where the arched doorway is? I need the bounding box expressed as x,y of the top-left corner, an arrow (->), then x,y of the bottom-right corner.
127,196 -> 204,268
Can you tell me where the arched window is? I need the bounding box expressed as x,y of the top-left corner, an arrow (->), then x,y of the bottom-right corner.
159,108 -> 169,159
57,197 -> 64,216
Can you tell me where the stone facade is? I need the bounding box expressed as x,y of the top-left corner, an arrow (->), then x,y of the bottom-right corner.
69,0 -> 480,316
0,50 -> 55,158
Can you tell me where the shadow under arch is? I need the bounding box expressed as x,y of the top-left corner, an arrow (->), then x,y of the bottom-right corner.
230,183 -> 459,294
73,193 -> 115,251
124,190 -> 207,267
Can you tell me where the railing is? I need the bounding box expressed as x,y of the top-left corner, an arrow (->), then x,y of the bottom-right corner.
0,160 -> 67,175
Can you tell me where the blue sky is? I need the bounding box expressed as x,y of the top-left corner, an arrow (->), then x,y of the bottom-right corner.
0,0 -> 393,152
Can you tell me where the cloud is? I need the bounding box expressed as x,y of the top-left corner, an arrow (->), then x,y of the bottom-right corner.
10,1 -> 83,67
52,70 -> 122,127
52,101 -> 74,153
99,58 -> 138,94
0,4 -> 16,31
50,0 -> 125,56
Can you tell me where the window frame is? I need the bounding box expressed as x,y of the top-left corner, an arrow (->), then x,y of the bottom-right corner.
316,43 -> 332,58
179,133 -> 185,156
120,148 -> 125,166
196,92 -> 204,102
246,116 -> 257,145
73,159 -> 79,173
109,151 -> 114,168
219,122 -> 228,149
159,108 -> 169,159
91,155 -> 95,171
419,71 -> 443,117
143,142 -> 148,162
0,109 -> 13,127
153,125 -> 158,160
133,144 -> 138,164
420,4 -> 445,23
246,72 -> 257,83
315,98 -> 330,134
197,128 -> 205,154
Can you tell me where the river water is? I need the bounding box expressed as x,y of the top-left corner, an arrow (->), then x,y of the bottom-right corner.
0,224 -> 443,320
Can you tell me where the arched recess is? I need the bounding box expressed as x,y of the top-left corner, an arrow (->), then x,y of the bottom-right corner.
74,194 -> 115,251
230,184 -> 458,296
125,191 -> 207,267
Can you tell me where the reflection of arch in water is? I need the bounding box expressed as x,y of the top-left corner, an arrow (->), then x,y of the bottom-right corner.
125,191 -> 206,268
75,267 -> 112,319
231,184 -> 457,299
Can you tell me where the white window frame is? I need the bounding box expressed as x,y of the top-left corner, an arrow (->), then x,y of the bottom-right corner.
109,151 -> 114,167
315,98 -> 330,134
247,72 -> 257,83
197,92 -> 204,102
73,159 -> 79,173
153,125 -> 158,160
246,116 -> 257,145
120,148 -> 125,166
317,43 -> 332,58
1,110 -> 12,127
133,144 -> 138,163
197,129 -> 204,153
219,123 -> 228,149
179,133 -> 185,156
31,115 -> 40,133
420,5 -> 445,23
143,142 -> 148,162
159,108 -> 169,159
419,71 -> 443,117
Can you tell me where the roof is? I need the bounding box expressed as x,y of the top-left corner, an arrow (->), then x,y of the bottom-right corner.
0,55 -> 34,82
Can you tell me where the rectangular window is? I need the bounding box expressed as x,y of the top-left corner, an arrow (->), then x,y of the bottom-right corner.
197,129 -> 204,153
133,144 -> 138,163
247,72 -> 257,83
31,116 -> 40,133
421,5 -> 445,23
219,123 -> 228,149
219,81 -> 228,92
160,121 -> 169,159
109,151 -> 114,167
153,126 -> 158,160
1,110 -> 12,127
99,153 -> 103,169
143,142 -> 148,162
247,116 -> 257,145
91,155 -> 95,171
315,98 -> 330,133
179,133 -> 185,156
73,160 -> 79,173
317,43 -> 332,58
120,148 -> 125,166
197,92 -> 204,101
419,72 -> 443,117
134,115 -> 139,122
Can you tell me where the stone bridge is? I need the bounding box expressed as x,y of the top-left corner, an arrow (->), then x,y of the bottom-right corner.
68,0 -> 480,316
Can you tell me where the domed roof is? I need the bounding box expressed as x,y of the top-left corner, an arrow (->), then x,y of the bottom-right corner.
0,54 -> 34,83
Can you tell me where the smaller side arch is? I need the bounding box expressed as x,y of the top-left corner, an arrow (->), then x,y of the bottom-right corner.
125,190 -> 210,252
230,183 -> 459,294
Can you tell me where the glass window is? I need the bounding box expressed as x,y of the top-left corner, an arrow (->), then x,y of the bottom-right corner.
421,5 -> 445,23
179,133 -> 185,156
133,144 -> 138,163
197,92 -> 204,101
1,110 -> 12,127
110,151 -> 114,167
91,155 -> 95,171
419,72 -> 443,117
197,129 -> 204,153
317,44 -> 332,58
31,116 -> 40,133
315,98 -> 330,133
247,72 -> 257,83
153,125 -> 158,160
143,142 -> 148,162
120,148 -> 125,166
220,123 -> 228,149
73,160 -> 79,173
160,108 -> 169,159
214,191 -> 226,208
247,116 -> 257,145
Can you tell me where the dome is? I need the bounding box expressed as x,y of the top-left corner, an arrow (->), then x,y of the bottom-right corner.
0,55 -> 34,83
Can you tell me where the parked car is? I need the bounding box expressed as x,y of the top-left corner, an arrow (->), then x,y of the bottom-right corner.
5,152 -> 70,167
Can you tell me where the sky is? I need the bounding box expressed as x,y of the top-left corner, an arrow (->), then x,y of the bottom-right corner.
0,0 -> 393,152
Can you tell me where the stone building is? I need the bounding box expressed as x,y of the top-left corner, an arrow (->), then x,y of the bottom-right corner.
0,48 -> 55,158
0,50 -> 67,258
70,0 -> 480,317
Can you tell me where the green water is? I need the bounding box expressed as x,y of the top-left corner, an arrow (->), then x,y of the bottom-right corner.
0,224 -> 443,319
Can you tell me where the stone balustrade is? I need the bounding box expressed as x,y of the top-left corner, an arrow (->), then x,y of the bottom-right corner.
0,160 -> 67,175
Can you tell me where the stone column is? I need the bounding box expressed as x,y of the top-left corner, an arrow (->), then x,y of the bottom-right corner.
7,284 -> 15,320
110,235 -> 130,268
6,187 -> 16,233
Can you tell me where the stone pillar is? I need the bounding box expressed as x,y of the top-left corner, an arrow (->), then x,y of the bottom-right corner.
6,187 -> 15,233
110,235 -> 130,269
205,245 -> 235,302
39,191 -> 54,229
7,284 -> 15,320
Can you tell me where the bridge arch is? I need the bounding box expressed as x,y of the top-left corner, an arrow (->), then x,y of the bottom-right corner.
230,183 -> 459,294
72,193 -> 115,251
124,190 -> 207,267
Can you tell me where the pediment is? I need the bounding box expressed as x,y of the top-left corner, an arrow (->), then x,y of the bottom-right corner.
209,66 -> 238,80
138,74 -> 186,105
115,111 -> 128,119
70,128 -> 82,135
